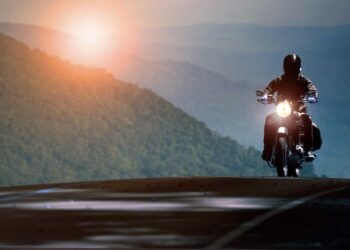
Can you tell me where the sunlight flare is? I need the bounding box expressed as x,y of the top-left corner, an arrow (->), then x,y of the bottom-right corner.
71,19 -> 110,49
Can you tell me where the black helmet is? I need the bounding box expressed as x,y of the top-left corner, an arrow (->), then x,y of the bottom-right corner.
283,54 -> 301,76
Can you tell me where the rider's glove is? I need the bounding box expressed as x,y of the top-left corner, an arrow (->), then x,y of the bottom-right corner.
258,95 -> 269,104
307,96 -> 317,103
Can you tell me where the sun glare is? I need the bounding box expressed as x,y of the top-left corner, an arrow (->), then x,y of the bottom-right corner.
72,20 -> 110,49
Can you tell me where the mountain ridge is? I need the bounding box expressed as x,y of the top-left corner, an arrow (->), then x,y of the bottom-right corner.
0,33 -> 279,186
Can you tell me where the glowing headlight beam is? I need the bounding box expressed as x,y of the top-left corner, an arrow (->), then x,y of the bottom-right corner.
276,102 -> 292,118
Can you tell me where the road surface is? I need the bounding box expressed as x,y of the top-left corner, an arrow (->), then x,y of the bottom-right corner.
0,177 -> 349,249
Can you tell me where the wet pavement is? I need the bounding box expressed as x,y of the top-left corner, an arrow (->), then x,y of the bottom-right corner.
227,187 -> 350,249
0,177 -> 349,249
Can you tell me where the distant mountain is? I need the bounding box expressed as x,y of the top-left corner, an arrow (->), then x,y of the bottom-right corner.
128,23 -> 350,178
0,34 -> 283,186
135,23 -> 349,52
0,23 -> 263,146
0,23 -> 324,177
130,23 -> 350,81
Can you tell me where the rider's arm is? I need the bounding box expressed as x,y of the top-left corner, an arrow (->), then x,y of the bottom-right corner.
264,77 -> 280,95
303,76 -> 318,99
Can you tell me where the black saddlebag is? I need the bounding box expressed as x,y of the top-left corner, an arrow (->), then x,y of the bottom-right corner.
312,123 -> 322,150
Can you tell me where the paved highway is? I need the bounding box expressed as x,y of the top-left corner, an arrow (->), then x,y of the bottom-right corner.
0,177 -> 349,249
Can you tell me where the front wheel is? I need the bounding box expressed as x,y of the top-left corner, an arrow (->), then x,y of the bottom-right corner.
274,136 -> 288,177
287,155 -> 300,177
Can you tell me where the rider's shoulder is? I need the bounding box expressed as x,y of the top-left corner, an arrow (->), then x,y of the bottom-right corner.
299,74 -> 313,83
271,75 -> 283,84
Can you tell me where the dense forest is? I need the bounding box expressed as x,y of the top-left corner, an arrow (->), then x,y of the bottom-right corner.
0,34 -> 285,186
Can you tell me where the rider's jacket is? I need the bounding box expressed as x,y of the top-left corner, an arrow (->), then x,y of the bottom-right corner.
264,74 -> 318,112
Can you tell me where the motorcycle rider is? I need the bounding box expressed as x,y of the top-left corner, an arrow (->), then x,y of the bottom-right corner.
261,54 -> 320,162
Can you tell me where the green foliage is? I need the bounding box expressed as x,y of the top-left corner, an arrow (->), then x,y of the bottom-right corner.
0,34 -> 273,186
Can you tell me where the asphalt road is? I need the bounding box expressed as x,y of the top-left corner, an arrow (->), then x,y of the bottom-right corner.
0,177 -> 349,249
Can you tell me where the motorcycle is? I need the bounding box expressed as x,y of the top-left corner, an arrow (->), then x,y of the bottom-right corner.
256,90 -> 317,177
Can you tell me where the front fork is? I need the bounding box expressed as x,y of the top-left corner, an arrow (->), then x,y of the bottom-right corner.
272,126 -> 289,165
274,124 -> 304,169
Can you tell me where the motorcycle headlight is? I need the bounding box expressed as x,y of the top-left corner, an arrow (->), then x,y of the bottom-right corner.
276,102 -> 291,118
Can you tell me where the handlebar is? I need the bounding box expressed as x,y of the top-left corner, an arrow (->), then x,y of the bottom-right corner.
256,90 -> 318,104
257,95 -> 273,104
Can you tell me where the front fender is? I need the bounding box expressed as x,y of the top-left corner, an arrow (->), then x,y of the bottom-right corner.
277,127 -> 288,135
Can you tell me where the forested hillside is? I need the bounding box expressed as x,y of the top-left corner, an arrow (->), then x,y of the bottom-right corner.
0,34 -> 278,186
0,23 -> 268,147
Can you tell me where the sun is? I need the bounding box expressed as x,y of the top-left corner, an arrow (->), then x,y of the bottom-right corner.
72,20 -> 109,49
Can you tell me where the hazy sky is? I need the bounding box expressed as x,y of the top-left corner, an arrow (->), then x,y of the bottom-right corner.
0,0 -> 350,36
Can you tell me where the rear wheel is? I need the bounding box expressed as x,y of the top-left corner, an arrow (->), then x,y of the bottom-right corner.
274,136 -> 288,177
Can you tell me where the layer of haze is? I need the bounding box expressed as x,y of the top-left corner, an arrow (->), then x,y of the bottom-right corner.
0,0 -> 350,37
